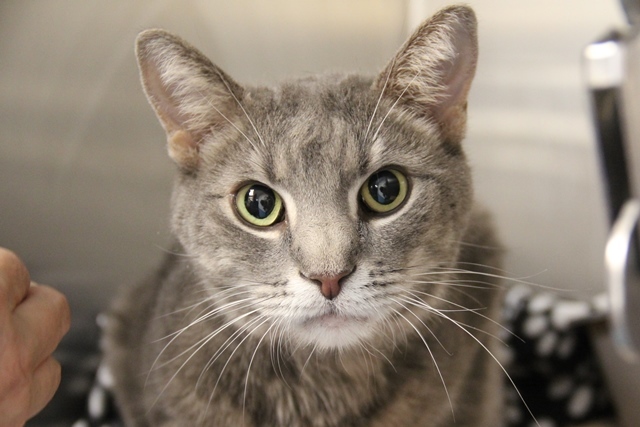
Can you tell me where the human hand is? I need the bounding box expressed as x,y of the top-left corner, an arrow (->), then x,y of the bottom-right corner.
0,248 -> 71,427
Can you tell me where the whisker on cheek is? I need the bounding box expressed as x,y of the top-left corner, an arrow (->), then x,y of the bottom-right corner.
389,306 -> 456,421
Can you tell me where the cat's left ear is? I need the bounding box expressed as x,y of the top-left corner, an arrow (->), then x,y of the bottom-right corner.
135,29 -> 245,171
374,5 -> 478,144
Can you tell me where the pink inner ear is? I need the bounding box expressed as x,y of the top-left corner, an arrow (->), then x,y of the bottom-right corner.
138,53 -> 203,169
437,20 -> 477,114
135,29 -> 251,172
373,6 -> 478,137
140,58 -> 189,136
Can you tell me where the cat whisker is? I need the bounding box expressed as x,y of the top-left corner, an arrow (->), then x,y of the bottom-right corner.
196,314 -> 267,425
389,297 -> 452,357
148,305 -> 263,392
388,309 -> 409,350
396,286 -> 521,342
147,298 -> 259,384
337,347 -> 351,374
404,267 -> 541,302
195,88 -> 261,152
448,239 -> 503,251
147,307 -> 261,415
389,306 -> 455,421
404,278 -> 487,307
391,282 -> 537,425
213,70 -> 267,148
155,295 -> 217,319
372,314 -> 404,355
407,278 -> 500,291
242,320 -> 278,422
356,343 -> 373,387
430,308 -> 541,427
409,316 -> 524,425
196,313 -> 267,390
187,289 -> 264,323
155,284 -> 252,320
364,56 -> 395,142
153,296 -> 256,342
381,265 -> 492,282
147,292 -> 278,388
362,339 -> 397,373
155,245 -> 198,258
300,342 -> 319,376
371,71 -> 420,143
202,315 -> 271,425
269,317 -> 293,389
425,264 -> 553,290
394,293 -> 511,347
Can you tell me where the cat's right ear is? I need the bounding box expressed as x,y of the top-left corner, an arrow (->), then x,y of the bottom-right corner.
135,29 -> 244,171
374,5 -> 478,145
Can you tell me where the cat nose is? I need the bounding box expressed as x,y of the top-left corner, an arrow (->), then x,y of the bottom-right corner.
302,269 -> 354,300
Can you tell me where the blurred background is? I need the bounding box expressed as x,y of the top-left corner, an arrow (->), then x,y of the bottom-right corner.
0,0 -> 636,425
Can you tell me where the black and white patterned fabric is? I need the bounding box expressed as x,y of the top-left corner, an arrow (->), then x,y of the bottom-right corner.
502,286 -> 616,427
72,288 -> 617,427
71,362 -> 122,427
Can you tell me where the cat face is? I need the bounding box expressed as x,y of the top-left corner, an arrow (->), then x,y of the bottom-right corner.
136,6 -> 478,351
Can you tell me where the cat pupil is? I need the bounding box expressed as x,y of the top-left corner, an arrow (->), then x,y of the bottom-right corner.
245,185 -> 275,219
368,171 -> 400,205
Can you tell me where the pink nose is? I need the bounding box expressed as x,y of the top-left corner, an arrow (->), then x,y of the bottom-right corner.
305,270 -> 352,300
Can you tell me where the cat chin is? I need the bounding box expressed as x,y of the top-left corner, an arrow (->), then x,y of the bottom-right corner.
289,314 -> 375,351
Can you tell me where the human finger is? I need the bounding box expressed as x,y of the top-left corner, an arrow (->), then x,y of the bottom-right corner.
0,357 -> 61,427
26,356 -> 62,421
14,284 -> 71,370
0,248 -> 31,310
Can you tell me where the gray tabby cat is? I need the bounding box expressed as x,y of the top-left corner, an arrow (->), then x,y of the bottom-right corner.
105,5 -> 506,426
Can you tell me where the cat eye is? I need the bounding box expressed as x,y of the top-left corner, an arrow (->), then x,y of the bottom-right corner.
235,183 -> 284,227
360,169 -> 408,213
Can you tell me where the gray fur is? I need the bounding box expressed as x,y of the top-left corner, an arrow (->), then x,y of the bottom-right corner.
105,6 -> 505,426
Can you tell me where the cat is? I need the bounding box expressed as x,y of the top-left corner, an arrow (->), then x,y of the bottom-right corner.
104,5 -> 507,426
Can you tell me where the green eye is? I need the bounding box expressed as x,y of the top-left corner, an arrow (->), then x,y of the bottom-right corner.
235,183 -> 284,227
360,169 -> 408,213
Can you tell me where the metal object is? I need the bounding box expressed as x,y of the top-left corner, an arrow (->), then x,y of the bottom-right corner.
605,199 -> 640,362
622,0 -> 640,26
586,2 -> 640,361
